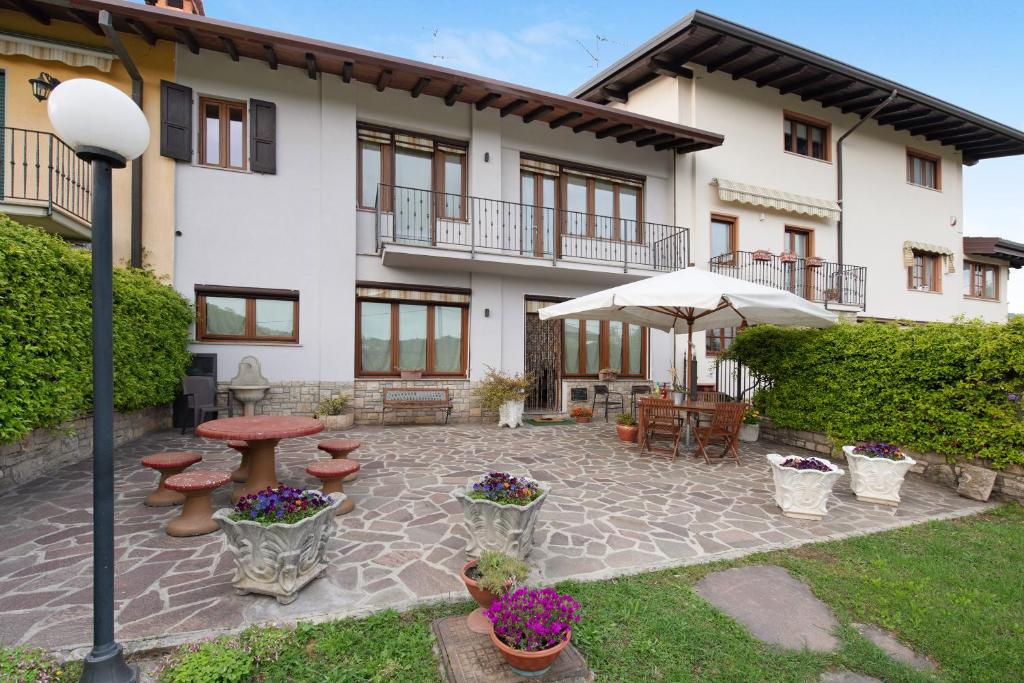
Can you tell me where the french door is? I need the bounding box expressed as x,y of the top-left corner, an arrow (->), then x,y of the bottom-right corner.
783,227 -> 812,298
393,147 -> 434,244
521,172 -> 556,257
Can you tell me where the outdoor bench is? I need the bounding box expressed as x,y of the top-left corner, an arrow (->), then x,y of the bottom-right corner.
381,387 -> 453,424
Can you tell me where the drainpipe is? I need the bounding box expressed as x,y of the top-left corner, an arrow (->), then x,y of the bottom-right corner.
99,10 -> 144,269
836,89 -> 897,266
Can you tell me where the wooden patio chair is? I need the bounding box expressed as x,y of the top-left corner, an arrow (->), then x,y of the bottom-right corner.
638,397 -> 682,460
694,401 -> 746,465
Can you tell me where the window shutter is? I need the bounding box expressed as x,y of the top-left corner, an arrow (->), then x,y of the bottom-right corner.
160,80 -> 192,162
249,99 -> 277,174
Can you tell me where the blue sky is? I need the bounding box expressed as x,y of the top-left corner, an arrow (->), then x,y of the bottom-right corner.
212,0 -> 1024,312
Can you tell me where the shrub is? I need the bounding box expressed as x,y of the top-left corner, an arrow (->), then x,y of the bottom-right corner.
0,646 -> 81,682
160,639 -> 253,683
726,320 -> 1024,467
473,549 -> 530,593
616,412 -> 636,426
314,395 -> 350,417
475,365 -> 534,411
0,216 -> 192,442
570,406 -> 592,419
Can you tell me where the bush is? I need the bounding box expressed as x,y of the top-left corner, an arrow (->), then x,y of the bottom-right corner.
474,365 -> 534,411
0,216 -> 192,442
314,395 -> 350,417
726,320 -> 1024,467
160,639 -> 253,683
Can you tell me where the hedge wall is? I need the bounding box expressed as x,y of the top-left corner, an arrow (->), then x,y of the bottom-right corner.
727,320 -> 1024,468
0,215 -> 192,443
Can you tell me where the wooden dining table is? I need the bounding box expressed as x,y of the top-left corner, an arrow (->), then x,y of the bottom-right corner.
195,415 -> 324,498
636,399 -> 719,450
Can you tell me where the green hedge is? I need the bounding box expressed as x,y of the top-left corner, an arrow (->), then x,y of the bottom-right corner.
0,215 -> 192,443
726,320 -> 1024,468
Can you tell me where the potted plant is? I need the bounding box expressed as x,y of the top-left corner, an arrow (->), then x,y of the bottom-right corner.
765,454 -> 844,520
461,549 -> 529,634
455,472 -> 548,559
752,249 -> 773,261
475,365 -> 534,429
841,442 -> 917,507
738,406 -> 760,442
313,395 -> 353,430
213,485 -> 345,604
400,368 -> 423,379
486,586 -> 581,676
570,405 -> 593,423
779,251 -> 799,263
615,412 -> 638,443
669,366 -> 686,405
598,367 -> 619,381
805,256 -> 824,268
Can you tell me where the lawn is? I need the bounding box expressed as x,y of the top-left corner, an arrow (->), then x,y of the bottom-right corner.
7,505 -> 1021,682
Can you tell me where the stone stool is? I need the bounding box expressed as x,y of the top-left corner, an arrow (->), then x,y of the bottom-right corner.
141,451 -> 203,507
317,438 -> 361,482
306,459 -> 359,515
163,471 -> 231,536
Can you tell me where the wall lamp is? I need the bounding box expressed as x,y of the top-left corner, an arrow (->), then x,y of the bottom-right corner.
29,72 -> 61,102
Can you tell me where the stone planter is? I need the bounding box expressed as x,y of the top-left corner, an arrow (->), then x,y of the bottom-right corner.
490,626 -> 571,677
315,412 -> 354,431
841,445 -> 916,507
739,422 -> 760,442
455,476 -> 548,559
957,463 -> 998,501
213,491 -> 345,604
616,424 -> 639,443
766,454 -> 844,520
498,399 -> 525,429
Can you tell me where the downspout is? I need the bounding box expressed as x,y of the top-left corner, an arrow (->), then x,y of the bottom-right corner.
99,10 -> 144,269
836,89 -> 897,266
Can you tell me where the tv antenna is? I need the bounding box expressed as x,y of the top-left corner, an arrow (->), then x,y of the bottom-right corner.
424,27 -> 447,63
577,34 -> 624,69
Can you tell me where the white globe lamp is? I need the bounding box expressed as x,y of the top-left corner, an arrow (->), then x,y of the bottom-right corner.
47,78 -> 149,166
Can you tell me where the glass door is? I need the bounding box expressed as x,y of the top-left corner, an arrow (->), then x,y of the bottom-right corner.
521,172 -> 556,257
393,147 -> 433,244
784,227 -> 811,297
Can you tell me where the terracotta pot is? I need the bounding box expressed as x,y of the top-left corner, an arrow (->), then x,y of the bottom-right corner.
574,416 -> 592,423
752,249 -> 773,261
400,369 -> 423,379
490,626 -> 571,676
616,424 -> 638,443
462,559 -> 505,634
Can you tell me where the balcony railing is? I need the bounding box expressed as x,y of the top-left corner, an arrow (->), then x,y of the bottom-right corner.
374,184 -> 688,272
709,250 -> 867,310
1,127 -> 92,225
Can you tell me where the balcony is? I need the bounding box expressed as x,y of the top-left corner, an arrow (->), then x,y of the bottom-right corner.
1,127 -> 92,239
373,184 -> 688,283
709,250 -> 867,310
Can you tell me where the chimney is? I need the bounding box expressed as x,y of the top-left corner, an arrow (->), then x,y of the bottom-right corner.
144,0 -> 205,15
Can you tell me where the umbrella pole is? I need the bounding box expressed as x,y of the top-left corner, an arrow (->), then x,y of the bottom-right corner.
687,322 -> 697,400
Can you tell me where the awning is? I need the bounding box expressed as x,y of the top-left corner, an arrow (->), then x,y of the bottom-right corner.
0,29 -> 115,72
713,178 -> 840,221
903,241 -> 956,273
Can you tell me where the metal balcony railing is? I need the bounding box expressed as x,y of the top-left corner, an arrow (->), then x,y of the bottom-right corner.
709,250 -> 867,310
374,184 -> 688,272
1,127 -> 92,225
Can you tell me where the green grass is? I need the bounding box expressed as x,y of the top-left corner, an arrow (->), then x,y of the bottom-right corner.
11,505 -> 1021,682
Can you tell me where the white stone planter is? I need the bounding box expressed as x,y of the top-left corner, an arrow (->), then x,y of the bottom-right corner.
455,475 -> 548,559
498,399 -> 525,429
766,454 -> 844,520
315,412 -> 354,431
213,491 -> 345,604
842,446 -> 916,507
739,422 -> 760,442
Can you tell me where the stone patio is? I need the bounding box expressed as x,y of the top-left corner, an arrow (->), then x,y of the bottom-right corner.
0,422 -> 989,655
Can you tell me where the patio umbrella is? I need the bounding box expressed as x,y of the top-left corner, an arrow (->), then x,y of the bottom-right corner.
538,268 -> 837,396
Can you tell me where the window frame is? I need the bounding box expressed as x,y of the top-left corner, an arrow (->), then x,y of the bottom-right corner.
907,250 -> 942,293
195,286 -> 299,343
906,147 -> 942,191
561,319 -> 648,379
709,212 -> 739,264
705,327 -> 736,356
198,96 -> 248,171
783,110 -> 831,162
964,260 -> 999,301
355,297 -> 470,378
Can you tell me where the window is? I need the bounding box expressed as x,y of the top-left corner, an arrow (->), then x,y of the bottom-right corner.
964,261 -> 999,300
706,327 -> 736,355
356,289 -> 469,376
907,251 -> 941,292
783,112 -> 830,161
907,149 -> 941,190
710,214 -> 738,262
563,319 -> 646,377
196,286 -> 299,342
356,125 -> 467,217
199,97 -> 246,170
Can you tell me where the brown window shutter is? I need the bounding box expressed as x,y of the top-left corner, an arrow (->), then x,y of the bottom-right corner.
249,99 -> 276,174
160,80 -> 192,162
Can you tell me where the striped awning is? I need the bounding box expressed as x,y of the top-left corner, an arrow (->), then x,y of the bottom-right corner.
903,241 -> 956,273
356,285 -> 469,304
713,178 -> 840,221
0,30 -> 115,72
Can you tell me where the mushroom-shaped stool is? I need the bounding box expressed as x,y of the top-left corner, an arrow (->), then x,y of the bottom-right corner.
163,471 -> 231,536
306,459 -> 359,515
317,438 -> 361,482
141,451 -> 202,507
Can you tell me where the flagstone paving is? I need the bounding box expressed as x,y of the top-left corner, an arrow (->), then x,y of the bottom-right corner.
0,422 -> 989,654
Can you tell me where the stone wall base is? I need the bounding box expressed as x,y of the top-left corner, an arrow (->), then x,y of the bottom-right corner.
562,379 -> 656,414
215,381 -> 353,418
0,405 -> 171,495
353,379 -> 495,425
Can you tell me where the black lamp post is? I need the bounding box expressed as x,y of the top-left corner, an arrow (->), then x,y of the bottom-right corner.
47,78 -> 150,683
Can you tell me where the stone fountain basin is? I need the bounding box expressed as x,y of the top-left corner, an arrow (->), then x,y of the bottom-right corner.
230,386 -> 270,401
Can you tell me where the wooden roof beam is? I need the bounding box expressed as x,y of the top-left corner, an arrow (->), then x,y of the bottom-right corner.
70,9 -> 103,36
341,61 -> 353,83
126,19 -> 156,46
800,78 -> 854,101
964,140 -> 1024,154
675,140 -> 713,154
522,104 -> 554,123
410,77 -> 429,97
731,54 -> 781,80
893,114 -> 945,131
949,132 -> 998,146
616,127 -> 655,143
219,36 -> 239,61
675,34 -> 724,64
919,123 -> 974,139
705,44 -> 753,73
756,63 -> 805,88
305,53 -> 317,80
263,44 -> 278,70
549,112 -> 583,129
649,55 -> 694,78
499,98 -> 528,117
444,84 -> 464,106
10,0 -> 49,26
777,71 -> 829,95
840,94 -> 890,114
596,123 -> 632,139
602,84 -> 629,103
655,137 -> 695,152
475,92 -> 500,110
572,117 -> 606,133
820,87 -> 875,108
176,27 -> 200,55
877,109 -> 931,125
852,99 -> 913,117
636,132 -> 674,148
376,69 -> 392,92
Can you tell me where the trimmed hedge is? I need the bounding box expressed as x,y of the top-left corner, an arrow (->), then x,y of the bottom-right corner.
0,215 -> 192,443
726,320 -> 1024,468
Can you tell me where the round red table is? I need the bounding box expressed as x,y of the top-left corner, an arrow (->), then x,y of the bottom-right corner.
196,416 -> 324,498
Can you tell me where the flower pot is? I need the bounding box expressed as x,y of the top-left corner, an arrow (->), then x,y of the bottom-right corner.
616,424 -> 639,443
598,370 -> 618,381
752,249 -> 773,261
400,369 -> 423,379
455,476 -> 548,559
315,412 -> 354,431
738,422 -> 760,442
672,391 -> 685,406
490,626 -> 571,677
212,491 -> 344,604
461,559 -> 509,634
779,252 -> 798,264
574,415 -> 592,423
805,256 -> 824,268
841,446 -> 916,507
498,399 -> 525,429
766,454 -> 844,520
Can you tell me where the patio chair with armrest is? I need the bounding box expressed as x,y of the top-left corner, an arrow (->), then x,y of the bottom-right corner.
694,401 -> 746,465
630,384 -> 651,417
181,376 -> 219,434
638,397 -> 682,460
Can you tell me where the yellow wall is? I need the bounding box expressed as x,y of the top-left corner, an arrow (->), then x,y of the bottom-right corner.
0,9 -> 176,277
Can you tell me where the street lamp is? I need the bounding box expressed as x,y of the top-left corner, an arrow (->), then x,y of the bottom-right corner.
47,79 -> 150,683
